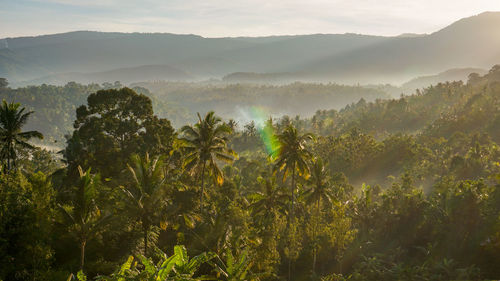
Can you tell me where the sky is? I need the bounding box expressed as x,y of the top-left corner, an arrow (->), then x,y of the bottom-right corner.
1,0 -> 500,38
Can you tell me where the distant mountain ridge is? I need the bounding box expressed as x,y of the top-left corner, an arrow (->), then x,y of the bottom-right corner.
20,64 -> 193,86
297,12 -> 500,84
1,12 -> 500,86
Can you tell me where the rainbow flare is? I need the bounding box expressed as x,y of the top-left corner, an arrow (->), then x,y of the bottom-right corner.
249,106 -> 279,155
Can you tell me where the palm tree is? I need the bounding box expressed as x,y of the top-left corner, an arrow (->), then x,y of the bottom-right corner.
303,157 -> 333,274
249,175 -> 288,228
227,119 -> 238,132
122,153 -> 168,256
180,111 -> 237,209
0,100 -> 43,172
59,166 -> 109,271
272,125 -> 313,281
272,125 -> 314,223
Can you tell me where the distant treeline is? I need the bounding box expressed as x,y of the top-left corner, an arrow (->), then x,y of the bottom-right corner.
0,81 -> 390,144
133,81 -> 391,124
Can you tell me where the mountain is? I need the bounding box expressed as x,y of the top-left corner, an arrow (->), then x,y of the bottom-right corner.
0,32 -> 387,85
401,68 -> 488,90
297,12 -> 500,84
1,12 -> 500,85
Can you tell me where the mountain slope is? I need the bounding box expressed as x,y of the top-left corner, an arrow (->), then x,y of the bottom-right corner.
1,12 -> 500,85
401,68 -> 488,90
0,32 -> 258,82
20,64 -> 193,86
297,12 -> 500,83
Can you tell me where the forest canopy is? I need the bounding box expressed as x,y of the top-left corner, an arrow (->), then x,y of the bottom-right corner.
1,65 -> 500,281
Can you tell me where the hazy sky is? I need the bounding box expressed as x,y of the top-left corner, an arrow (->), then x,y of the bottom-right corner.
1,0 -> 499,38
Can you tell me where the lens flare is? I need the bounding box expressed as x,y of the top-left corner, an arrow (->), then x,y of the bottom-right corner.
249,106 -> 279,155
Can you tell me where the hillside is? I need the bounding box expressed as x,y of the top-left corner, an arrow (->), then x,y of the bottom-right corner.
401,67 -> 487,90
297,12 -> 500,83
19,64 -> 193,86
0,32 -> 387,84
2,12 -> 500,85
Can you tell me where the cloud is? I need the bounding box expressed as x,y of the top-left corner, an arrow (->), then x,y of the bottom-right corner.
1,0 -> 499,38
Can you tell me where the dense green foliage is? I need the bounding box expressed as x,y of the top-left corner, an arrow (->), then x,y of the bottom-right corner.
134,81 -> 390,126
2,66 -> 500,280
0,81 -> 389,144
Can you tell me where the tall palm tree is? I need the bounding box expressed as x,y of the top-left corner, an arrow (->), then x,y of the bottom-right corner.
303,157 -> 333,274
272,125 -> 313,281
0,100 -> 43,171
59,166 -> 109,271
122,153 -> 168,256
180,111 -> 237,209
272,125 -> 314,222
249,174 -> 288,273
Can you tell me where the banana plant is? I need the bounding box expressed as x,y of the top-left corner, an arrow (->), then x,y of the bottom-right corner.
214,249 -> 261,281
96,245 -> 215,281
170,245 -> 216,280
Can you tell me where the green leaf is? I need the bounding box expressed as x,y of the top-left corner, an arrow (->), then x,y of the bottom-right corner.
117,256 -> 134,281
157,254 -> 179,280
174,245 -> 188,265
77,270 -> 87,281
139,255 -> 156,275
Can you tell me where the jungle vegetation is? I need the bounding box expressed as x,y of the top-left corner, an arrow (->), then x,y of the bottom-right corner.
2,66 -> 500,281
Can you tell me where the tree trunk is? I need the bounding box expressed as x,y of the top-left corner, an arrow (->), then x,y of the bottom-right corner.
288,164 -> 296,281
11,144 -> 16,170
312,248 -> 317,275
291,164 -> 296,223
6,143 -> 11,172
200,162 -> 206,211
312,197 -> 321,275
144,224 -> 148,256
80,239 -> 86,271
288,258 -> 292,281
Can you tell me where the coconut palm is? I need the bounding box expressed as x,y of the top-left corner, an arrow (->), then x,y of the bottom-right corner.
249,175 -> 288,228
0,100 -> 43,172
272,125 -> 313,281
122,153 -> 168,256
180,111 -> 237,209
303,157 -> 333,274
59,166 -> 110,271
272,125 -> 314,222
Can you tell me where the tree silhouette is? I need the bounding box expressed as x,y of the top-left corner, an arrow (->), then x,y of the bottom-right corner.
64,88 -> 174,181
0,100 -> 43,172
0,78 -> 8,89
